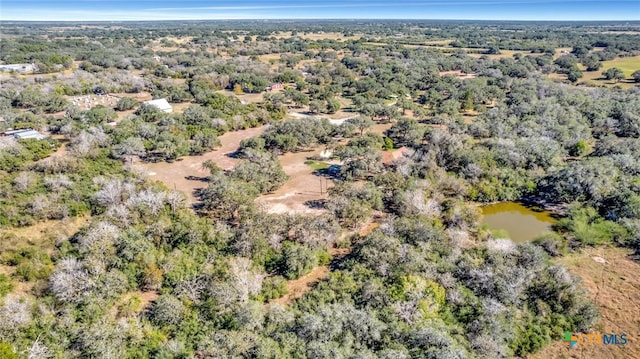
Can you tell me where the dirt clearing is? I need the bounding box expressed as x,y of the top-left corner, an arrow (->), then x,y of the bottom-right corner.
439,70 -> 478,79
274,31 -> 363,41
216,89 -> 265,104
528,247 -> 640,359
139,126 -> 266,203
257,147 -> 333,215
256,120 -> 392,215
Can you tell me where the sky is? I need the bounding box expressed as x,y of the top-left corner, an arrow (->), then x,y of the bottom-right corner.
1,0 -> 639,21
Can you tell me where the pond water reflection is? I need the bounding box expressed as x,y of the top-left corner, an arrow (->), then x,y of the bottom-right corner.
481,202 -> 556,243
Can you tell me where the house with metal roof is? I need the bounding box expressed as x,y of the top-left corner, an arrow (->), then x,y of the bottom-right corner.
143,98 -> 173,113
0,63 -> 37,73
3,129 -> 47,140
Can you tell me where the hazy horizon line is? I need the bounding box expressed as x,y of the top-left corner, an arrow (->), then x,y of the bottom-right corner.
2,18 -> 640,23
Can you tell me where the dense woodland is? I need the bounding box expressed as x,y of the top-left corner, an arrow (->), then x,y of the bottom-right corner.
0,20 -> 639,358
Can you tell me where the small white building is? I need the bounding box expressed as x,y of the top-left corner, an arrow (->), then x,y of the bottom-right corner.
4,129 -> 46,140
143,98 -> 173,113
0,63 -> 37,73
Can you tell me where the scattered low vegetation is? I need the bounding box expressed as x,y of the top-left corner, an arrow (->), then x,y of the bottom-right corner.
0,20 -> 638,358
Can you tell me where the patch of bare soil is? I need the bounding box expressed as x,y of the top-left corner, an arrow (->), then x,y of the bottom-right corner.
255,117 -> 392,215
527,247 -> 640,359
439,70 -> 478,79
112,290 -> 159,318
256,147 -> 332,215
256,121 -> 392,215
171,101 -> 195,113
271,266 -> 330,305
109,92 -> 153,101
370,122 -> 394,135
115,109 -> 136,122
138,126 -> 266,203
216,90 -> 265,104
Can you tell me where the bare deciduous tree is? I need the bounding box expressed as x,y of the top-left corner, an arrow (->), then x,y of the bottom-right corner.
13,171 -> 35,192
43,174 -> 74,192
393,300 -> 422,325
127,189 -> 166,216
150,295 -> 186,326
175,275 -> 206,303
105,204 -> 132,227
49,258 -> 94,303
28,194 -> 54,218
165,191 -> 186,213
111,137 -> 145,160
26,338 -> 51,359
228,258 -> 264,304
69,127 -> 112,158
94,178 -> 134,207
0,294 -> 32,331
79,221 -> 120,255
0,137 -> 22,151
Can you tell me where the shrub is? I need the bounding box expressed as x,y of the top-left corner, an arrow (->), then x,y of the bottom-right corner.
150,295 -> 187,327
532,232 -> 567,256
6,248 -> 53,282
14,261 -> 53,281
0,343 -> 17,359
259,276 -> 289,302
279,242 -> 318,280
0,275 -> 14,298
115,97 -> 139,111
555,206 -> 629,246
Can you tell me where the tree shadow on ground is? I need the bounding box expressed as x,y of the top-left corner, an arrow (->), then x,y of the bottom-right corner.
304,199 -> 326,209
185,175 -> 209,182
313,164 -> 341,179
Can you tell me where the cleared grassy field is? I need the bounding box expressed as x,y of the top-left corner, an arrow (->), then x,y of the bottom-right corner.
0,215 -> 89,255
257,53 -> 285,70
216,89 -> 265,104
468,49 -> 533,59
553,47 -> 574,59
580,55 -> 640,89
274,31 -> 363,41
550,55 -> 640,89
388,43 -> 535,59
600,55 -> 640,77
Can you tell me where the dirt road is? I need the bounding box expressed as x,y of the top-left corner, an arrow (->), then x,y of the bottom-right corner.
270,220 -> 379,305
139,126 -> 266,203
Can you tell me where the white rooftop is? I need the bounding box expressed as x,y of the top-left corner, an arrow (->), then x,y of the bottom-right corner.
4,129 -> 46,140
0,64 -> 36,73
143,98 -> 173,113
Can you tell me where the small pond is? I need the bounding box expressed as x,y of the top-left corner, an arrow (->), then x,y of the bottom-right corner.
481,201 -> 556,243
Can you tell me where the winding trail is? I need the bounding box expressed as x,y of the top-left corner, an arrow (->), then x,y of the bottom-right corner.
271,220 -> 380,305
